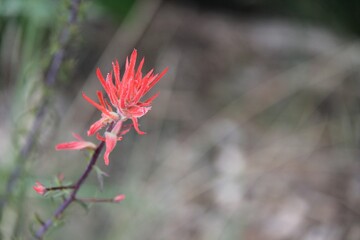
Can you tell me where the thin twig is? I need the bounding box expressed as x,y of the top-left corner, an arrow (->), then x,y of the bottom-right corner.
75,197 -> 114,203
45,0 -> 81,86
34,141 -> 105,239
46,185 -> 76,192
34,123 -> 116,239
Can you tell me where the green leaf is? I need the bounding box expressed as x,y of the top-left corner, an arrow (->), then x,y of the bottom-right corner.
94,165 -> 109,191
34,212 -> 45,225
74,199 -> 90,213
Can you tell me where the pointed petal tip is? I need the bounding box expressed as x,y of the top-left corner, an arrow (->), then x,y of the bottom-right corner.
104,154 -> 110,165
130,49 -> 138,60
104,132 -> 118,166
131,117 -> 146,135
71,133 -> 83,141
136,128 -> 146,135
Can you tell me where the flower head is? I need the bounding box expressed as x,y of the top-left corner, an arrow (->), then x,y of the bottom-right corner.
55,133 -> 96,151
33,181 -> 46,195
82,49 -> 168,165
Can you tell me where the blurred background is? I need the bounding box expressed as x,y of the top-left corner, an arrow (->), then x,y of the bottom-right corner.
1,0 -> 360,239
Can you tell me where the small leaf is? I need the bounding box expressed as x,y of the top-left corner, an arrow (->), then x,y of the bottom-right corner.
94,165 -> 109,191
52,218 -> 65,229
75,199 -> 89,213
51,190 -> 68,199
34,212 -> 45,225
54,173 -> 65,185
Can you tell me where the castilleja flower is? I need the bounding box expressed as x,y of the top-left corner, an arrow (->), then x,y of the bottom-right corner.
82,49 -> 168,165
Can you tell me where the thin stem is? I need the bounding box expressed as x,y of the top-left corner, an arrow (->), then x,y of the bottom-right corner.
75,198 -> 114,203
45,0 -> 82,86
46,185 -> 75,192
34,123 -> 116,239
34,142 -> 105,239
76,194 -> 125,203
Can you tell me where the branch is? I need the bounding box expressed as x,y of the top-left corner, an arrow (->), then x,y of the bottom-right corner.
45,0 -> 82,86
34,143 -> 104,239
34,123 -> 115,239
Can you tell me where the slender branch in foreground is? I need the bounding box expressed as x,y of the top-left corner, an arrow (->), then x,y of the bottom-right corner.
46,185 -> 76,192
76,194 -> 125,203
34,125 -> 114,239
45,0 -> 82,86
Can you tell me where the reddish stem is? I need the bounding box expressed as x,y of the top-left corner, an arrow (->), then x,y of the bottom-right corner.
34,123 -> 116,239
46,185 -> 75,192
76,197 -> 114,203
34,141 -> 105,239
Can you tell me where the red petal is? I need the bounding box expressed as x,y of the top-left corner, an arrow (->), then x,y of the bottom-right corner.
135,57 -> 145,81
131,117 -> 146,135
138,92 -> 159,107
96,133 -> 106,141
82,92 -> 112,118
126,106 -> 151,118
106,72 -> 117,106
72,132 -> 83,141
132,72 -> 153,103
112,60 -> 121,91
104,132 -> 118,165
143,67 -> 168,96
97,91 -> 109,111
120,124 -> 133,136
55,141 -> 96,150
96,68 -> 109,93
111,120 -> 123,135
87,117 -> 107,136
122,49 -> 137,85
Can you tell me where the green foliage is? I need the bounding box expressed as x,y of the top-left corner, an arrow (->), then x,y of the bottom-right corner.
94,0 -> 136,21
0,0 -> 56,21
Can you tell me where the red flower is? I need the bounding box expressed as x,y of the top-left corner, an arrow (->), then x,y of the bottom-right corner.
55,133 -> 96,151
82,49 -> 168,165
33,181 -> 46,195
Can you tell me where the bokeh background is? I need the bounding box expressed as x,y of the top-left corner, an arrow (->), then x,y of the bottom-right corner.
1,0 -> 360,239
